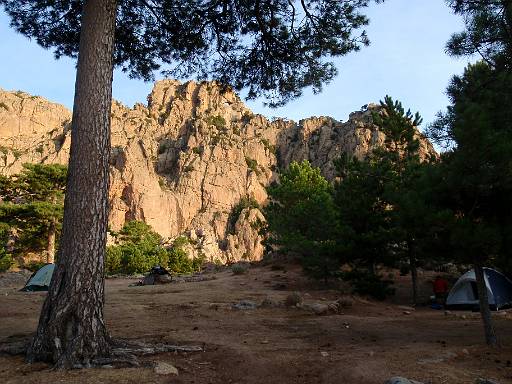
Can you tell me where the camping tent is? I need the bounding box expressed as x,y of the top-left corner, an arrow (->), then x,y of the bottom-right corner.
446,268 -> 512,310
21,263 -> 55,291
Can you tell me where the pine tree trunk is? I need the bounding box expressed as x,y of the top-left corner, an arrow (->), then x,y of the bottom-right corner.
26,0 -> 118,368
408,240 -> 418,306
46,219 -> 56,264
474,262 -> 498,347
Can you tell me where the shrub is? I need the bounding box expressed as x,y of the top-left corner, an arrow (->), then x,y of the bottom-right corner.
104,221 -> 206,275
245,157 -> 259,174
158,178 -> 167,190
105,246 -> 122,275
231,263 -> 248,275
167,236 -> 205,274
158,141 -> 169,154
206,115 -> 226,128
172,235 -> 189,248
167,247 -> 192,273
12,149 -> 22,160
0,253 -> 13,272
341,269 -> 395,300
119,220 -> 162,246
120,243 -> 169,275
105,221 -> 167,275
228,197 -> 260,232
260,138 -> 276,153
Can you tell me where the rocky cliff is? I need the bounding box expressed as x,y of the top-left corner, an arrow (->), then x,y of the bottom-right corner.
0,81 -> 435,263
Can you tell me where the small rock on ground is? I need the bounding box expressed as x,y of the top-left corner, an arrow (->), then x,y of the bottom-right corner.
260,296 -> 279,308
307,303 -> 330,315
154,362 -> 179,375
284,292 -> 303,307
232,300 -> 257,310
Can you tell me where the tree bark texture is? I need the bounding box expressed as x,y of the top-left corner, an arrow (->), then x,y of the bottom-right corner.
26,0 -> 118,367
46,219 -> 56,264
474,262 -> 498,347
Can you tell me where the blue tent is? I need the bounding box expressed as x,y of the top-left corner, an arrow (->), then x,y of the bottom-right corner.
21,263 -> 55,291
446,268 -> 512,310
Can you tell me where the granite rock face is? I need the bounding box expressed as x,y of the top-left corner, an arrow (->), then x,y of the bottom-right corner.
0,81 -> 436,263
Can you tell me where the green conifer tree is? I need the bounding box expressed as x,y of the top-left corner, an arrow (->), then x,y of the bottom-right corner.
0,0 -> 384,365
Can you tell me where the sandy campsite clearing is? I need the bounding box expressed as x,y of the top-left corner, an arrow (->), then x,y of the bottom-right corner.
0,264 -> 511,384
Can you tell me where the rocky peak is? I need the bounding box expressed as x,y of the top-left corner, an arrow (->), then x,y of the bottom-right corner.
0,80 -> 436,263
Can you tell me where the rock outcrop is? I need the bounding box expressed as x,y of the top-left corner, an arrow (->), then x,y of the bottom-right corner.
0,81 -> 436,263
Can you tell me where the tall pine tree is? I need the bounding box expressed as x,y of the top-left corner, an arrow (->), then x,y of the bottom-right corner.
428,62 -> 512,346
0,0 -> 384,366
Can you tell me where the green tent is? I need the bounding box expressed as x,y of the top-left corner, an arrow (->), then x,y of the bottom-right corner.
21,263 -> 55,291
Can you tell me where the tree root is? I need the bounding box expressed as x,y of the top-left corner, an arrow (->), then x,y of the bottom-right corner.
111,339 -> 205,355
1,337 -> 204,369
0,340 -> 30,356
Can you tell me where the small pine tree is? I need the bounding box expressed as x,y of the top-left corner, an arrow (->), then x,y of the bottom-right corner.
264,160 -> 343,283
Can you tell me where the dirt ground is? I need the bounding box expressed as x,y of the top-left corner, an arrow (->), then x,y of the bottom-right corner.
0,264 -> 511,384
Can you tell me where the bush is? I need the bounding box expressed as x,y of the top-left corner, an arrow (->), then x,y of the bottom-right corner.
167,247 -> 192,273
120,243 -> 169,275
104,221 -> 206,275
105,246 -> 122,275
0,253 -> 13,272
245,157 -> 259,174
228,197 -> 259,232
342,269 -> 395,300
167,237 -> 205,274
231,263 -> 248,275
206,115 -> 226,128
105,221 -> 167,275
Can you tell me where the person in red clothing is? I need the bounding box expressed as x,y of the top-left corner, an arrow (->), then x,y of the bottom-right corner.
433,276 -> 449,306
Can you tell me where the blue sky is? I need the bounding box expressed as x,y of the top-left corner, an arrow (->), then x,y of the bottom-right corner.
0,0 -> 473,128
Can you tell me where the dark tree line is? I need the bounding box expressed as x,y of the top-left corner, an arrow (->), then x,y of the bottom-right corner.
267,0 -> 512,349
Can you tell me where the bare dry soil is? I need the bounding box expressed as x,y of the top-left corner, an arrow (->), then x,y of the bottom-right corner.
0,265 -> 511,384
